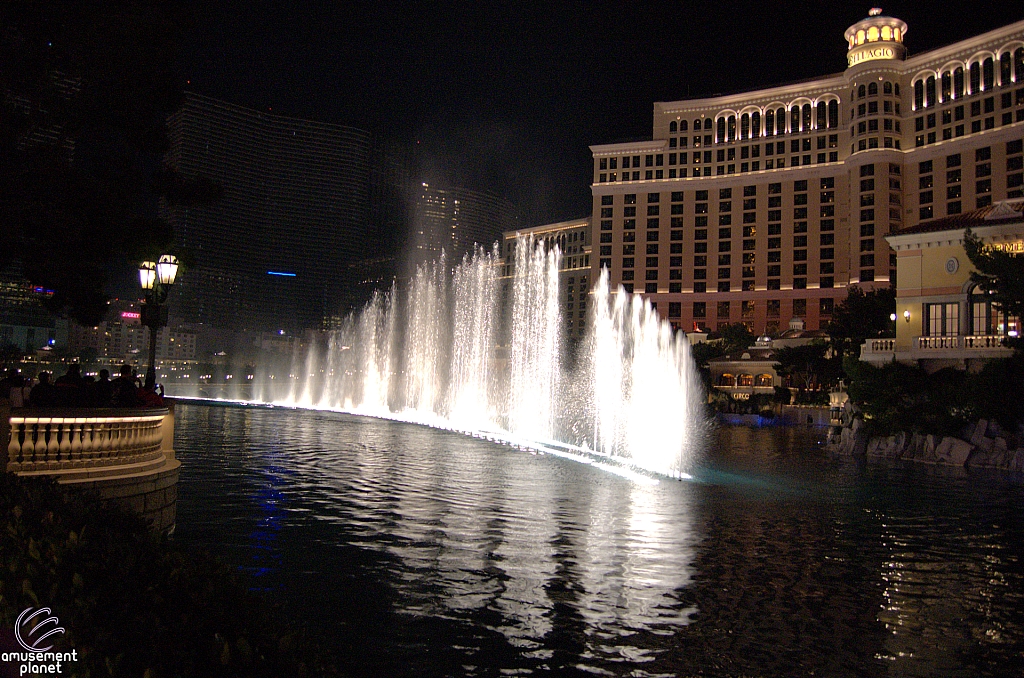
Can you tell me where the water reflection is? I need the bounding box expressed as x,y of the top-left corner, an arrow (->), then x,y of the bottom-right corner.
174,405 -> 1024,677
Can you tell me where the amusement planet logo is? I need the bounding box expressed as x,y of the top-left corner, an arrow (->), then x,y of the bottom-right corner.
2,608 -> 77,676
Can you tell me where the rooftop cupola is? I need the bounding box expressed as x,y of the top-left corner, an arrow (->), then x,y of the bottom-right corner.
844,8 -> 908,68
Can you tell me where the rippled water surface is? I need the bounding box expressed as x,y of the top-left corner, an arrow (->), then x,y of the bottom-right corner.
172,403 -> 1024,677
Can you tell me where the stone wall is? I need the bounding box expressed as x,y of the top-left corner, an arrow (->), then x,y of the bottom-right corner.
826,416 -> 1024,473
3,400 -> 180,534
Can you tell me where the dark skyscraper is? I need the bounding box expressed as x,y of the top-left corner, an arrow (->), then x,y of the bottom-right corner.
161,92 -> 374,331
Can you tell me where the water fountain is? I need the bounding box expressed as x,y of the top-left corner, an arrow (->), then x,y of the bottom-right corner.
255,237 -> 707,477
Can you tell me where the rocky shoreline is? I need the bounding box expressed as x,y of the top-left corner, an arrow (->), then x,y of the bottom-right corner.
826,415 -> 1024,473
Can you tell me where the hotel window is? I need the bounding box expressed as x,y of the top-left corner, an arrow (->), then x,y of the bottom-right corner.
925,303 -> 959,337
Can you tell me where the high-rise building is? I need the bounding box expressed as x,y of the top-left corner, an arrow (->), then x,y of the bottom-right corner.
161,92 -> 374,332
501,217 -> 592,341
590,11 -> 1024,335
410,183 -> 519,269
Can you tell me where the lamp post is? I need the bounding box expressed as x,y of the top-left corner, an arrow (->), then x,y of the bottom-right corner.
138,255 -> 179,390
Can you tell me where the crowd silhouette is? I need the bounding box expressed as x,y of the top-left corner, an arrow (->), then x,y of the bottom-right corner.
0,364 -> 164,408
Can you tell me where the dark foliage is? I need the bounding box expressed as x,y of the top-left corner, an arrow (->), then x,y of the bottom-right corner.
964,228 -> 1024,351
0,473 -> 342,677
827,285 -> 896,359
773,341 -> 842,391
844,355 -> 1024,437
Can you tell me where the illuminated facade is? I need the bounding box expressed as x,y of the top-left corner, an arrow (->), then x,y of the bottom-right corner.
501,217 -> 592,340
161,92 -> 374,332
590,10 -> 1024,335
860,199 -> 1022,371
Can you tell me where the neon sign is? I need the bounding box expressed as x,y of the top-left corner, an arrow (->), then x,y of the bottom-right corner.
121,312 -> 141,319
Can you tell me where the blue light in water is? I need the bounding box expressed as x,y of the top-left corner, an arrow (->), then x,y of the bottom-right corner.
267,271 -> 296,277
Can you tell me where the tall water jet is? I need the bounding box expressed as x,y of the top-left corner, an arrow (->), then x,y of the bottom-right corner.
273,236 -> 707,477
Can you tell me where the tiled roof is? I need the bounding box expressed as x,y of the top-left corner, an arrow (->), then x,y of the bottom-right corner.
893,200 -> 1024,236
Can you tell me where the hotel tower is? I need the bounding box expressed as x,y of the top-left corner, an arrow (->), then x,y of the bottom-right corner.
590,9 -> 1024,334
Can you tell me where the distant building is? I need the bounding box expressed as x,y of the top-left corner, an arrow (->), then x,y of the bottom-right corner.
501,217 -> 592,341
862,198 -> 1022,370
161,92 -> 375,332
412,183 -> 519,269
590,11 -> 1024,335
0,268 -> 65,354
68,299 -> 197,367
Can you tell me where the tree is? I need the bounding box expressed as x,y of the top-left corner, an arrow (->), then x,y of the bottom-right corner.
827,285 -> 896,359
963,228 -> 1024,351
773,341 -> 841,391
714,322 -> 755,354
0,2 -> 217,326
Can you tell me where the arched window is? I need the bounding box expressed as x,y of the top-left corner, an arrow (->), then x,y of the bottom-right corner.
816,101 -> 827,129
680,120 -> 688,132
868,82 -> 878,96
883,81 -> 893,95
983,57 -> 994,90
751,111 -> 761,138
828,100 -> 839,128
727,115 -> 736,142
926,75 -> 936,107
694,118 -> 702,131
790,106 -> 800,133
802,104 -> 812,131
776,107 -> 786,134
765,109 -> 775,136
941,71 -> 952,101
954,66 -> 965,97
1001,52 -> 1012,86
1016,48 -> 1024,82
716,117 -> 726,143
914,79 -> 924,109
738,374 -> 754,387
970,61 -> 981,94
704,118 -> 713,131
858,84 -> 866,98
740,113 -> 750,140
718,373 -> 736,387
755,374 -> 773,387
669,121 -> 677,133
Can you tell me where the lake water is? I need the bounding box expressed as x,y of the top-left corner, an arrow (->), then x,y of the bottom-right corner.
172,402 -> 1024,677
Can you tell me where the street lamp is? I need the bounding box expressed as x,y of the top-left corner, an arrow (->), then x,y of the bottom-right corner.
138,254 -> 179,390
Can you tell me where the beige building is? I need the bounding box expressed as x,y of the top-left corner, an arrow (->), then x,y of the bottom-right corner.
862,199 -> 1022,370
590,10 -> 1024,335
501,217 -> 592,341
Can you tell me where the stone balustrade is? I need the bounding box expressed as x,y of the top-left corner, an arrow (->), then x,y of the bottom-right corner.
2,403 -> 180,533
915,335 -> 960,350
963,334 -> 1008,349
6,408 -> 168,473
863,338 -> 896,353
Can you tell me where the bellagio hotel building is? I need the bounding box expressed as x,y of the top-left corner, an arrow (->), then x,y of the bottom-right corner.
589,9 -> 1024,334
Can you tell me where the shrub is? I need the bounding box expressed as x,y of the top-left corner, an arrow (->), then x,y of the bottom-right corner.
0,473 -> 342,677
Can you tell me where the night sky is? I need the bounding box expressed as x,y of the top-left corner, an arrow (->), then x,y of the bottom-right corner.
181,1 -> 1024,226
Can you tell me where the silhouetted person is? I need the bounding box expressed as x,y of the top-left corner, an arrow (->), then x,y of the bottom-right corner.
139,384 -> 164,408
54,363 -> 85,406
29,372 -> 58,407
111,364 -> 141,408
93,368 -> 114,407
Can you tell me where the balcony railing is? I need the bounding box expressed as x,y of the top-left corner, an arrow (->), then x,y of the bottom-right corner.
6,408 -> 169,474
915,335 -> 1010,351
915,335 -> 960,350
862,339 -> 895,354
